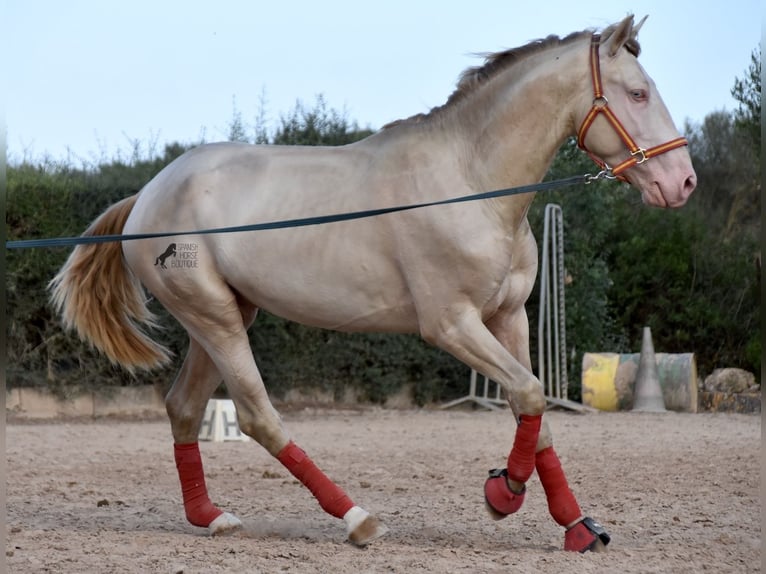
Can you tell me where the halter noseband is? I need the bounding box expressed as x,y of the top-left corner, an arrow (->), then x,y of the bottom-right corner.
577,34 -> 688,179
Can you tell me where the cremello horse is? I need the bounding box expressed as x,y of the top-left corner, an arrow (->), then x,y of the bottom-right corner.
51,15 -> 695,552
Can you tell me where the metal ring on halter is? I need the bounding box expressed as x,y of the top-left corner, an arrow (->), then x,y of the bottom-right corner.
631,148 -> 648,164
593,95 -> 609,107
584,168 -> 616,184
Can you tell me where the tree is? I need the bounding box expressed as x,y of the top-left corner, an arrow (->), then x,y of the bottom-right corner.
224,92 -> 374,147
605,98 -> 760,379
272,94 -> 374,145
731,46 -> 761,151
226,96 -> 249,143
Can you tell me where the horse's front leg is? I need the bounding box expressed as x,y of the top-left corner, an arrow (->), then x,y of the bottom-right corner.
421,305 -> 545,500
422,304 -> 608,552
485,306 -> 610,552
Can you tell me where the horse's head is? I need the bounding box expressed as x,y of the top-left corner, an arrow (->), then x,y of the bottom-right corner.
575,15 -> 696,208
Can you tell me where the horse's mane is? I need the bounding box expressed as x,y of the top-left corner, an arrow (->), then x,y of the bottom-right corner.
383,21 -> 641,129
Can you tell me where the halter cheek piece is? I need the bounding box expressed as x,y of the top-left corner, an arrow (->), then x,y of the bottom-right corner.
577,33 -> 688,180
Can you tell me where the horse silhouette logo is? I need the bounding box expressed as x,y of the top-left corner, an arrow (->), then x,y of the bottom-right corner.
155,243 -> 177,269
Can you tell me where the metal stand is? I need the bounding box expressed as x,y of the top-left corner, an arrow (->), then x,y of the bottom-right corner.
537,204 -> 588,411
439,369 -> 506,411
539,204 -> 568,402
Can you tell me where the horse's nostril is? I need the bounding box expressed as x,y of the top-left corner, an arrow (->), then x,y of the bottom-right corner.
683,173 -> 697,197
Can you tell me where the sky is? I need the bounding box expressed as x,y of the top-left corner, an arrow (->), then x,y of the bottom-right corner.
6,1 -> 761,164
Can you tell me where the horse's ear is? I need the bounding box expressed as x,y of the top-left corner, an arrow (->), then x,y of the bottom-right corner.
604,14 -> 635,57
633,15 -> 648,38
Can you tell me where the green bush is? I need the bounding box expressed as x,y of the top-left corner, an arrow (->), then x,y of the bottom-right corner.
6,96 -> 759,403
605,204 -> 759,376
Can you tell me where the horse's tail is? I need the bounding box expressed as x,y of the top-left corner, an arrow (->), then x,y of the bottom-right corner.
49,194 -> 171,372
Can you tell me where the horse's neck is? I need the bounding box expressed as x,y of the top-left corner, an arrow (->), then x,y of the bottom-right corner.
449,43 -> 587,225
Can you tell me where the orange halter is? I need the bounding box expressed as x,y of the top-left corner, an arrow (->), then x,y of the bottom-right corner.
577,34 -> 688,180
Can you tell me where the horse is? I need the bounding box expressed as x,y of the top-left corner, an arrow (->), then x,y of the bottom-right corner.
49,14 -> 696,552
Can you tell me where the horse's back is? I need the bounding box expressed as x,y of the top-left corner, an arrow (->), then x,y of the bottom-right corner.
129,142 -> 368,222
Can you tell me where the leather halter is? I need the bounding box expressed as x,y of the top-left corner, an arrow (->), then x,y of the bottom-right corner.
577,33 -> 688,179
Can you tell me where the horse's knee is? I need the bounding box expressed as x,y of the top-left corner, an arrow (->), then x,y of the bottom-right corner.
513,377 -> 546,415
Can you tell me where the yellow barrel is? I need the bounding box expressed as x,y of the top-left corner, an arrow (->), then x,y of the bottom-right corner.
581,352 -> 698,412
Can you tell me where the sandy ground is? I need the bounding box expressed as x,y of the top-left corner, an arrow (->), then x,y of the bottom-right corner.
5,407 -> 761,573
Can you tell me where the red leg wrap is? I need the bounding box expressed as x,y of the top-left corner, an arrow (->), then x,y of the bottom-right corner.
174,442 -> 224,527
484,470 -> 526,516
506,414 -> 542,484
536,446 -> 581,527
564,520 -> 598,552
277,441 -> 354,519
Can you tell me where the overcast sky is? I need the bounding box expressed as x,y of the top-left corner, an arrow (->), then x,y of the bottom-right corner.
6,1 -> 761,163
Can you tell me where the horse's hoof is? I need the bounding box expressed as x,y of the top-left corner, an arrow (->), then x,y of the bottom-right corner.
564,516 -> 611,552
344,506 -> 388,547
484,468 -> 526,519
348,515 -> 389,546
484,498 -> 508,521
208,512 -> 242,536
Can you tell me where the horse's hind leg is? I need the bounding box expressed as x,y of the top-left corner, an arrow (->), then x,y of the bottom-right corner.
224,338 -> 387,545
165,281 -> 387,546
163,300 -> 259,535
165,337 -> 244,535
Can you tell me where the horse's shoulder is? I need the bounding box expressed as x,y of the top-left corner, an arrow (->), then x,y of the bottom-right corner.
514,219 -> 538,264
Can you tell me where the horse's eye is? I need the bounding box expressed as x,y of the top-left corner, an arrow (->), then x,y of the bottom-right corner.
630,89 -> 648,102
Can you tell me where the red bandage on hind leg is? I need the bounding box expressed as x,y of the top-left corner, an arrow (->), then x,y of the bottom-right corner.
506,414 -> 542,484
174,442 -> 224,527
536,446 -> 582,527
277,441 -> 354,519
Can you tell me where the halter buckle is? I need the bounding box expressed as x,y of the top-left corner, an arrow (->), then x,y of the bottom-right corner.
631,148 -> 648,164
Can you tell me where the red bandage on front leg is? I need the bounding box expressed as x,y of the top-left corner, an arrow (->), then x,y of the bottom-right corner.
277,441 -> 354,519
174,443 -> 224,527
506,414 -> 542,484
536,446 -> 581,527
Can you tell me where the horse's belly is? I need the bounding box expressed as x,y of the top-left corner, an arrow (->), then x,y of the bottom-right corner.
236,280 -> 419,333
264,295 -> 418,333
218,238 -> 419,333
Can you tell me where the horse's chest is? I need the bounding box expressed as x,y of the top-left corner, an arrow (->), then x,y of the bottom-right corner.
483,264 -> 535,315
482,236 -> 537,317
